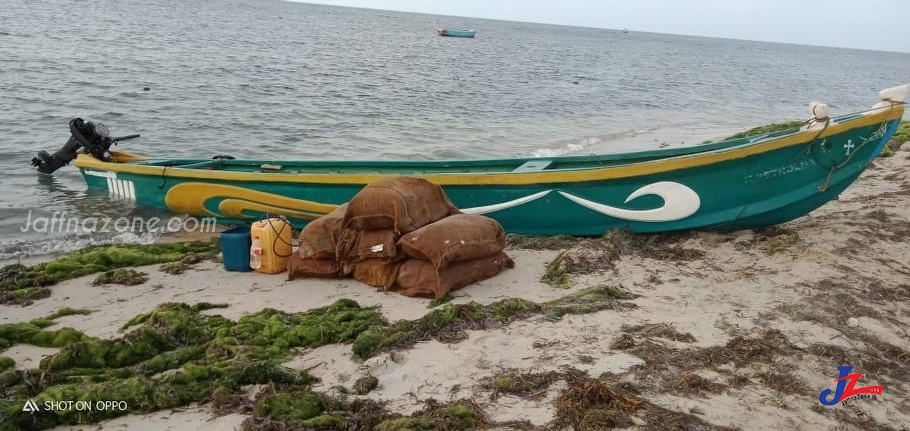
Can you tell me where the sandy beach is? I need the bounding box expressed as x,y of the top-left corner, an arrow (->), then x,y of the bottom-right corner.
1,144 -> 908,430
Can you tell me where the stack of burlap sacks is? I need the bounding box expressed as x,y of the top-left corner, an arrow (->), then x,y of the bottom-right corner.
287,177 -> 514,299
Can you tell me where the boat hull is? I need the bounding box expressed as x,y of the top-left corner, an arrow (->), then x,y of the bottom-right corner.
436,29 -> 475,38
75,106 -> 904,236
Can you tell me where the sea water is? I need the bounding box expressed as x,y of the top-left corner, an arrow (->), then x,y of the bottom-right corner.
1,0 -> 909,258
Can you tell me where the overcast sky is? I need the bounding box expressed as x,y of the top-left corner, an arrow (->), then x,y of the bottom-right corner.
292,0 -> 910,53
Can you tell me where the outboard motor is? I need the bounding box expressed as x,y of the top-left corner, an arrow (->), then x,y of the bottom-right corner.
31,118 -> 139,174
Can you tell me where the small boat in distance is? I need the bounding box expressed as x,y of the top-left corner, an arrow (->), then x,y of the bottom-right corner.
436,28 -> 475,38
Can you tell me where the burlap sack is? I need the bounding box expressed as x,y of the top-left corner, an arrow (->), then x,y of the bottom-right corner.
398,213 -> 505,269
298,203 -> 348,259
394,251 -> 514,299
342,177 -> 460,233
287,253 -> 344,280
335,228 -> 401,263
351,258 -> 404,290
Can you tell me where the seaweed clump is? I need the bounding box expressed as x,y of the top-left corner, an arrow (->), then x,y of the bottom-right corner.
373,399 -> 486,431
0,320 -> 87,351
352,284 -> 636,360
92,269 -> 149,286
876,119 -> 908,157
480,367 -> 585,401
2,285 -> 641,431
352,298 -> 540,360
888,120 -> 909,147
229,299 -> 387,361
611,327 -> 799,397
240,395 -> 485,431
505,234 -> 581,250
722,120 -> 805,141
0,240 -> 220,305
0,356 -> 14,372
0,307 -> 100,351
159,253 -> 212,275
553,378 -> 649,429
352,375 -> 379,395
733,226 -> 801,256
541,228 -> 703,288
45,307 -> 94,320
552,377 -> 738,430
0,298 -> 385,431
758,226 -> 800,256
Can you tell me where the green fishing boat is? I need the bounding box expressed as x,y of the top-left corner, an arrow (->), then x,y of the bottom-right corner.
31,84 -> 908,236
436,28 -> 476,38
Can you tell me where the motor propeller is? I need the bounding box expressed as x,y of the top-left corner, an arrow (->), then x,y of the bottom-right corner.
31,118 -> 140,174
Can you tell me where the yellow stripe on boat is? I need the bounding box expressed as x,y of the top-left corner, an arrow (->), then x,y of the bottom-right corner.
74,106 -> 903,186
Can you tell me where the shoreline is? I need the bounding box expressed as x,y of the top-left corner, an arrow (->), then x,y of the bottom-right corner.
1,145 -> 908,430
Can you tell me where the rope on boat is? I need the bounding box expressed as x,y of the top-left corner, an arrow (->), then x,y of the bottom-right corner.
817,124 -> 883,193
809,101 -> 905,192
158,166 -> 168,190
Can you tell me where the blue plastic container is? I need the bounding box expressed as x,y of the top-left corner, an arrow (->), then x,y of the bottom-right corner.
221,225 -> 252,272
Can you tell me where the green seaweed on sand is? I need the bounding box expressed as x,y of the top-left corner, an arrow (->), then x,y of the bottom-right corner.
0,240 -> 220,305
249,389 -> 329,426
540,228 -> 703,288
352,285 -> 636,360
352,375 -> 379,395
428,293 -> 455,307
737,226 -> 800,256
2,286 -> 640,430
372,399 -> 486,431
0,320 -> 87,351
0,356 -> 13,372
880,120 -> 910,157
505,233 -> 580,250
40,303 -> 232,371
240,396 -> 485,431
352,298 -> 540,360
1,360 -> 315,430
0,299 -> 386,431
159,253 -> 211,275
228,299 -> 387,361
542,250 -> 573,288
241,394 -> 389,431
890,120 -> 909,146
92,268 -> 149,286
45,307 -> 95,320
541,284 -> 638,322
480,367 -> 585,401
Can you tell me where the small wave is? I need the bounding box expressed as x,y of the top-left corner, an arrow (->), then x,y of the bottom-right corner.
532,143 -> 585,158
0,231 -> 162,261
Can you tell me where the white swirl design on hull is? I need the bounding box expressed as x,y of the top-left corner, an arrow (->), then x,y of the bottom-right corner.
558,181 -> 700,222
460,190 -> 552,214
456,182 -> 700,222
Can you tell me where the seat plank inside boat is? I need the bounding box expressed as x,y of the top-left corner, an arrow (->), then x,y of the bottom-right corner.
512,159 -> 553,172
